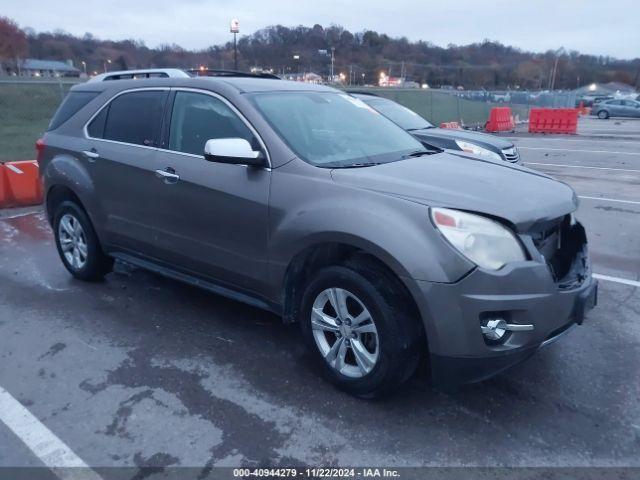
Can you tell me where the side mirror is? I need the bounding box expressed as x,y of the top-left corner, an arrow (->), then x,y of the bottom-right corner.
203,138 -> 265,166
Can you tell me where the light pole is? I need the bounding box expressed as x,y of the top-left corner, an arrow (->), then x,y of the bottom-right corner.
230,19 -> 239,70
81,61 -> 87,76
293,54 -> 301,75
103,59 -> 111,73
330,47 -> 335,83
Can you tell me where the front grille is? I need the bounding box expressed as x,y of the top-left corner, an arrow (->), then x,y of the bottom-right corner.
502,147 -> 520,163
530,215 -> 588,289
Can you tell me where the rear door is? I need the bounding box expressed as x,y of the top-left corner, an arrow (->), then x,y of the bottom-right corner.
85,88 -> 170,254
151,89 -> 271,295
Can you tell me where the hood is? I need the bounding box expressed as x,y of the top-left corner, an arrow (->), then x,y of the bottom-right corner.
330,152 -> 577,232
413,127 -> 514,150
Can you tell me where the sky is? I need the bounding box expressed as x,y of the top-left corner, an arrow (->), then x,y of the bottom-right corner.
4,0 -> 639,59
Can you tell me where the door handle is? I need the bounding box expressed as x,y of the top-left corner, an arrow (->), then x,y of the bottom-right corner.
82,150 -> 100,161
155,168 -> 180,184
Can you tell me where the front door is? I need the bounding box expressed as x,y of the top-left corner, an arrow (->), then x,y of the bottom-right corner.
151,90 -> 271,295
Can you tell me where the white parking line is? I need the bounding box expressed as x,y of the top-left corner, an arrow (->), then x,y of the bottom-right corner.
579,196 -> 640,206
526,162 -> 640,173
509,137 -> 640,144
518,147 -> 640,156
0,385 -> 102,480
594,273 -> 640,288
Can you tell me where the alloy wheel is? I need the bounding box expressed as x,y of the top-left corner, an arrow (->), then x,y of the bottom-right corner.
58,213 -> 88,270
311,287 -> 379,378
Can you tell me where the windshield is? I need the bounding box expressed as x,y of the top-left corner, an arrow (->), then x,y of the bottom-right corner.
359,96 -> 434,130
250,92 -> 427,167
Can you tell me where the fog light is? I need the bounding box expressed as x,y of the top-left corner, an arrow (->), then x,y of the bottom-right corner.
480,316 -> 535,344
481,318 -> 508,341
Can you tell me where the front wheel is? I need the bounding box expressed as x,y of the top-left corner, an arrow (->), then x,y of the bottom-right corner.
299,265 -> 421,398
597,110 -> 609,119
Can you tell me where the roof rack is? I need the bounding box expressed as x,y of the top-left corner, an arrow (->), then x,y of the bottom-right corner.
187,69 -> 281,80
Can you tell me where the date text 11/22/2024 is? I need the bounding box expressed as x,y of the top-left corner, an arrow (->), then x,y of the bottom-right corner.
232,468 -> 401,477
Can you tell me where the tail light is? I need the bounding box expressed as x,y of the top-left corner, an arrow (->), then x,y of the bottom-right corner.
35,138 -> 45,164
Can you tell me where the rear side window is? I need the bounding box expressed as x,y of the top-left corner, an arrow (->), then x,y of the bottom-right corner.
48,91 -> 99,131
87,107 -> 108,138
100,91 -> 167,146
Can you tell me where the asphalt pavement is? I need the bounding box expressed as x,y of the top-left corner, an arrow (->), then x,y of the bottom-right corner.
0,115 -> 638,479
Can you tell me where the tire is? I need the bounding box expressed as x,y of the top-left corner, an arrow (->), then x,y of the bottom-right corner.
597,110 -> 609,119
299,264 -> 422,398
53,200 -> 113,281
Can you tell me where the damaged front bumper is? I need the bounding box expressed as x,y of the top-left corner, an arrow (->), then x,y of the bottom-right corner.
413,217 -> 598,390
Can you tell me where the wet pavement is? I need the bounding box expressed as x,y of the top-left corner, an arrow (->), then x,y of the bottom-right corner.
0,117 -> 639,478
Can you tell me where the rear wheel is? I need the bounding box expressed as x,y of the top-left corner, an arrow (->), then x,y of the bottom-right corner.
597,110 -> 609,119
53,201 -> 113,281
299,264 -> 422,398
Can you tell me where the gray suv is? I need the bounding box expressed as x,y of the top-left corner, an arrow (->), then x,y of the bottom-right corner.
38,76 -> 597,397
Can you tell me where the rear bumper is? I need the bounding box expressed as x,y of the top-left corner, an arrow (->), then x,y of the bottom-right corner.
409,261 -> 598,390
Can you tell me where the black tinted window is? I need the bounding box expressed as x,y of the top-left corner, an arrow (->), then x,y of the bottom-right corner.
48,91 -> 99,131
87,107 -> 108,138
103,91 -> 167,146
168,91 -> 255,155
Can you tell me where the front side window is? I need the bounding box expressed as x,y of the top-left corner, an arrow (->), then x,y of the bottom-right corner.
99,90 -> 167,146
168,91 -> 256,156
361,97 -> 434,131
250,92 -> 426,168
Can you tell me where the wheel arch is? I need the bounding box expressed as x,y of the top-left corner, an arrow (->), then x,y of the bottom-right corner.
282,240 -> 423,330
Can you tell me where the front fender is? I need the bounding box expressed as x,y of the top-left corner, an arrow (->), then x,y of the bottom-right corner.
267,161 -> 474,299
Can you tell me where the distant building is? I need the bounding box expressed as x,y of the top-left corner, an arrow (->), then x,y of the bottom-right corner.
574,81 -> 637,97
284,72 -> 323,84
19,59 -> 80,78
379,76 -> 404,87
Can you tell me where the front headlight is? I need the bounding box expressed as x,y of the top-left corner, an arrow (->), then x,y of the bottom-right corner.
454,140 -> 502,161
431,208 -> 526,270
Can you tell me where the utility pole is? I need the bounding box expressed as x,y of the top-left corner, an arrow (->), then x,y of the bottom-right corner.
330,47 -> 335,83
230,19 -> 240,70
550,56 -> 560,90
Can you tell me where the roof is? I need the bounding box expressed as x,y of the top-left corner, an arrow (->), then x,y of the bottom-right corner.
21,59 -> 79,72
73,76 -> 337,94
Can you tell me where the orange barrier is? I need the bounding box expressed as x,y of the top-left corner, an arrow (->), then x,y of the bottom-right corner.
485,107 -> 515,133
0,160 -> 43,208
440,121 -> 461,129
528,108 -> 578,134
0,164 -> 10,207
576,102 -> 591,116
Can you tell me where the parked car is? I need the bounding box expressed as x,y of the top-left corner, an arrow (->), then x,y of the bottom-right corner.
351,93 -> 521,164
592,99 -> 640,119
38,76 -> 597,397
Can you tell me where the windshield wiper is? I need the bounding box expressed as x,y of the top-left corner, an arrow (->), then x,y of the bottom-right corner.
339,162 -> 384,168
402,150 -> 434,159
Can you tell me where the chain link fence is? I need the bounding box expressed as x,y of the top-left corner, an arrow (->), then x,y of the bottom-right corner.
1,77 -> 577,161
349,88 -> 577,128
0,78 -> 79,161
